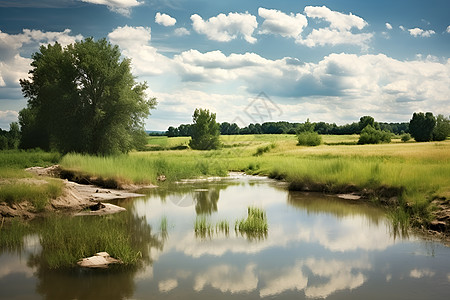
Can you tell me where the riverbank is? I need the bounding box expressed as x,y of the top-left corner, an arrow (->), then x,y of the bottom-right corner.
0,165 -> 147,220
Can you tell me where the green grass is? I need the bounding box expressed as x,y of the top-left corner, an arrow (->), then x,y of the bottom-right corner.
0,149 -> 61,169
0,178 -> 64,211
34,213 -> 162,269
235,206 -> 268,240
194,216 -> 230,238
0,218 -> 30,253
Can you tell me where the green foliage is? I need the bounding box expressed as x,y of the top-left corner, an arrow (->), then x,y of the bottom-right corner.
19,38 -> 156,155
432,114 -> 450,141
401,133 -> 412,142
189,108 -> 221,150
409,112 -> 436,142
358,116 -> 379,133
297,131 -> 322,146
0,122 -> 20,150
358,125 -> 391,144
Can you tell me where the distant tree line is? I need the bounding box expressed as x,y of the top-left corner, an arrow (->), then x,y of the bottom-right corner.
166,118 -> 410,137
0,122 -> 20,150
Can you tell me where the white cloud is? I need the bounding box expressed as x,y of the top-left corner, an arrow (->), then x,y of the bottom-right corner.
108,25 -> 173,76
304,6 -> 367,31
190,12 -> 258,43
300,6 -> 372,49
170,49 -> 450,124
408,27 -> 435,37
80,0 -> 142,16
258,7 -> 308,40
194,264 -> 258,293
158,279 -> 178,292
399,25 -> 406,31
155,12 -> 176,26
447,25 -> 450,33
386,23 -> 393,30
174,27 -> 190,36
0,110 -> 19,129
409,268 -> 435,279
0,29 -> 82,89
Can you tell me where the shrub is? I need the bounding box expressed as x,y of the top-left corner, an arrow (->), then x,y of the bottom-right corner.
297,131 -> 322,146
401,133 -> 411,142
358,125 -> 391,144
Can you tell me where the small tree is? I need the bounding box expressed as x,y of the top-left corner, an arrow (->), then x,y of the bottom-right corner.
358,116 -> 379,133
358,125 -> 391,144
297,119 -> 321,146
189,108 -> 220,150
409,112 -> 436,142
432,114 -> 450,141
401,133 -> 412,142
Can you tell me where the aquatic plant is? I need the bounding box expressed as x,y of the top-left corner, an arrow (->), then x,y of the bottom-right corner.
235,206 -> 268,240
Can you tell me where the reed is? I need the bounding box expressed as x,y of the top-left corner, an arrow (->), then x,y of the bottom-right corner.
235,206 -> 268,240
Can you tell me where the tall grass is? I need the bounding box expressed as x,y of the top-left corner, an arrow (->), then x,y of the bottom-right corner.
35,213 -> 162,269
60,151 -> 229,185
0,179 -> 64,211
0,149 -> 61,168
235,207 -> 268,240
194,216 -> 230,238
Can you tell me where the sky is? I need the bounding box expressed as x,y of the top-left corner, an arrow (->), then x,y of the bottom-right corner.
0,0 -> 449,131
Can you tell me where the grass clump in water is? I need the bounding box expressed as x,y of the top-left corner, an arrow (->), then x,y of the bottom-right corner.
194,217 -> 229,238
235,206 -> 268,240
35,213 -> 163,269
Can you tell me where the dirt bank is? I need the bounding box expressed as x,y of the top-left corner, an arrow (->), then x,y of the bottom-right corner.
0,166 -> 149,219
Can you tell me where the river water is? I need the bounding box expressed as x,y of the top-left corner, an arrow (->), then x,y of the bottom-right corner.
1,174 -> 450,299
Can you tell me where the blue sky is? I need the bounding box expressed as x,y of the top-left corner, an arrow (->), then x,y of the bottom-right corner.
0,0 -> 449,130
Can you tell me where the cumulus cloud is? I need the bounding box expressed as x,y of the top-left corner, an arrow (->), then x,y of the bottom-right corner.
386,23 -> 393,30
0,29 -> 82,90
299,6 -> 372,49
194,264 -> 258,293
190,12 -> 258,43
174,27 -> 190,36
258,7 -> 308,40
447,25 -> 450,33
108,25 -> 172,75
171,49 -> 450,123
409,269 -> 435,279
155,12 -> 176,26
0,110 -> 19,129
304,6 -> 367,31
408,27 -> 435,37
80,0 -> 142,16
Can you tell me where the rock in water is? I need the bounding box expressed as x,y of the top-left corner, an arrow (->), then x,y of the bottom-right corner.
77,252 -> 122,268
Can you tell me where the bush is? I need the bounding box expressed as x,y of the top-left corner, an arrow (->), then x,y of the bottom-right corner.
358,125 -> 391,144
297,131 -> 322,146
401,133 -> 411,142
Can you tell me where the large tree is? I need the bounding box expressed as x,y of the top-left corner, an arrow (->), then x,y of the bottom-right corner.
19,38 -> 156,155
189,108 -> 220,150
409,112 -> 436,142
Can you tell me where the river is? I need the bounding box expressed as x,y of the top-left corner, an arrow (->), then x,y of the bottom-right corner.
1,174 -> 449,299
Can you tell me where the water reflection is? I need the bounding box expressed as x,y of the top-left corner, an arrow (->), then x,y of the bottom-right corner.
2,176 -> 450,299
